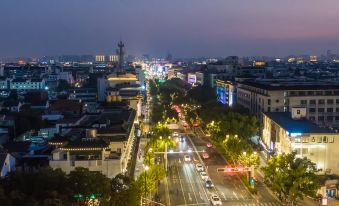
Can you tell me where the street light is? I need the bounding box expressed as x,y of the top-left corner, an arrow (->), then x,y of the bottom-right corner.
144,165 -> 150,198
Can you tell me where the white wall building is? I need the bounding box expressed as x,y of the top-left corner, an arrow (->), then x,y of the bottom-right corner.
262,108 -> 339,175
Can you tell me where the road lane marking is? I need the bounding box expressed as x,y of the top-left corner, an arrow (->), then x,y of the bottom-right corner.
175,165 -> 187,205
188,192 -> 192,201
221,191 -> 227,200
233,191 -> 239,200
198,191 -> 203,200
177,203 -> 210,206
183,164 -> 198,203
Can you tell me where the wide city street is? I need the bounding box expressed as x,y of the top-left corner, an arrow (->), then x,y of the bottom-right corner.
160,120 -> 283,206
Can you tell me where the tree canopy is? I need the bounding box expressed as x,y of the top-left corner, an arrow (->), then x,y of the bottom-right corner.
262,152 -> 320,205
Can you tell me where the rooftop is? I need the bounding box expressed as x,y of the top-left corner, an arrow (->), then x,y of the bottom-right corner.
61,138 -> 109,150
239,80 -> 339,90
264,112 -> 336,134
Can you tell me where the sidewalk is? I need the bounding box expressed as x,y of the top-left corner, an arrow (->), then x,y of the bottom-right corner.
134,138 -> 148,180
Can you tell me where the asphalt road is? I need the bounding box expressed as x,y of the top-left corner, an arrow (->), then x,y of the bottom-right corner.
161,123 -> 284,206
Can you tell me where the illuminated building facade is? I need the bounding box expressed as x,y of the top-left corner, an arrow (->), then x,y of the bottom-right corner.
109,55 -> 119,62
95,55 -> 105,62
262,108 -> 339,175
215,79 -> 235,106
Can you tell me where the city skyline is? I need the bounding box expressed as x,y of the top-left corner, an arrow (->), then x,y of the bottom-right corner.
0,0 -> 339,58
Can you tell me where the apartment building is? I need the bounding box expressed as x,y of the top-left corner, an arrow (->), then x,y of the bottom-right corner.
237,79 -> 339,127
262,108 -> 339,175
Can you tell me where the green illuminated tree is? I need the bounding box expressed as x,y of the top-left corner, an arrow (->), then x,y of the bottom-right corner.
262,152 -> 320,205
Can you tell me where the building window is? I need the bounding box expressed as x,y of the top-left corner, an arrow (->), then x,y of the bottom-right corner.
329,136 -> 334,143
267,107 -> 271,112
327,99 -> 334,104
300,100 -> 307,105
318,99 -> 325,104
309,100 -> 316,105
268,99 -> 271,105
299,91 -> 306,96
318,108 -> 325,112
309,108 -> 316,113
311,137 -> 315,142
336,116 -> 339,121
327,108 -> 333,112
276,99 -> 279,103
309,116 -> 315,121
317,137 -> 322,143
296,148 -> 301,154
336,99 -> 339,104
308,91 -> 314,96
327,116 -> 333,121
316,91 -> 323,95
302,137 -> 309,143
318,116 -> 324,121
325,91 -> 332,95
302,148 -> 308,154
323,136 -> 328,143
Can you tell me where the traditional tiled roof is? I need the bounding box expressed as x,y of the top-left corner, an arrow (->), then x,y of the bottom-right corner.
61,138 -> 109,150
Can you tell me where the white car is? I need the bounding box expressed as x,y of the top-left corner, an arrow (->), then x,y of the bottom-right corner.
200,171 -> 208,180
210,194 -> 222,206
184,155 -> 191,162
173,132 -> 179,137
195,163 -> 204,172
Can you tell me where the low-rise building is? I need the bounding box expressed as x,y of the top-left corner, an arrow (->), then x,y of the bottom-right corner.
10,78 -> 46,90
49,108 -> 139,178
262,108 -> 339,175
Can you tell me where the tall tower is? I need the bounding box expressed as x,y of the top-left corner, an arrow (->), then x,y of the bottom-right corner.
117,41 -> 125,71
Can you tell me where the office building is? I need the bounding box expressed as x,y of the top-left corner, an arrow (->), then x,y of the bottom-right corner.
237,79 -> 339,127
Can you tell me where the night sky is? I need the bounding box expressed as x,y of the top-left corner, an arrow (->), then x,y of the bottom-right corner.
0,0 -> 339,58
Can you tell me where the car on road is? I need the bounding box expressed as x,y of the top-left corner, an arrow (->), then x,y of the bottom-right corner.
179,135 -> 185,142
195,163 -> 204,172
173,132 -> 179,137
206,142 -> 212,148
184,155 -> 191,162
205,179 -> 214,188
210,194 -> 222,206
200,171 -> 208,180
202,152 -> 209,159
